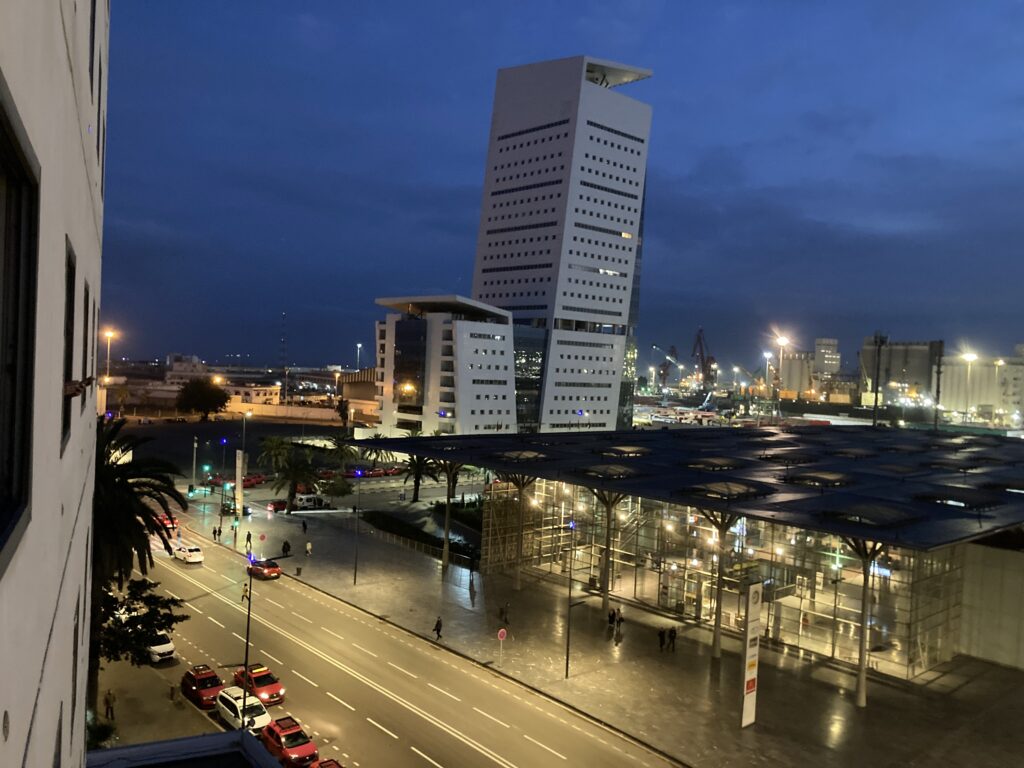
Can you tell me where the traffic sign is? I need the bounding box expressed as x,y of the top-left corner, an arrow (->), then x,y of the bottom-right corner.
497,628 -> 507,641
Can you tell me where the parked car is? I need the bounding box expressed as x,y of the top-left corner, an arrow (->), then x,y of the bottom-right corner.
267,500 -> 288,513
216,686 -> 271,732
384,466 -> 403,476
243,473 -> 266,488
233,663 -> 285,705
247,559 -> 282,580
146,632 -> 176,664
315,469 -> 335,480
159,513 -> 178,530
203,473 -> 228,487
173,545 -> 204,564
260,716 -> 319,767
293,493 -> 328,510
181,664 -> 225,709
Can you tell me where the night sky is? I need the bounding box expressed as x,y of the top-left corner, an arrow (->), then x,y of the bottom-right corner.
102,1 -> 1024,376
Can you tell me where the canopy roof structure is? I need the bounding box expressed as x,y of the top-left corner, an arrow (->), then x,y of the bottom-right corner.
353,426 -> 1024,551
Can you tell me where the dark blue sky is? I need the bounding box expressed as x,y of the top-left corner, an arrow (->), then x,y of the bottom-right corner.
103,1 -> 1024,376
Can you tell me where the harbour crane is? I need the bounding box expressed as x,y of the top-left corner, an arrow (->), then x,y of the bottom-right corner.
692,327 -> 717,392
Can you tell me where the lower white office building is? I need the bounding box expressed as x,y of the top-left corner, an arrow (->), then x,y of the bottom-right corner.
375,296 -> 518,436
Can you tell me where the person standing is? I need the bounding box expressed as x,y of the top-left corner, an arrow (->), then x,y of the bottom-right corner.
658,627 -> 666,652
212,525 -> 218,542
668,626 -> 677,652
245,530 -> 252,547
282,540 -> 291,557
241,583 -> 250,603
433,616 -> 443,641
103,689 -> 116,720
305,541 -> 312,557
615,607 -> 623,629
302,519 -> 308,535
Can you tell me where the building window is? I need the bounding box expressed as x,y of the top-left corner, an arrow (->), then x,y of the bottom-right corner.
0,107 -> 39,559
61,244 -> 76,445
80,282 -> 90,411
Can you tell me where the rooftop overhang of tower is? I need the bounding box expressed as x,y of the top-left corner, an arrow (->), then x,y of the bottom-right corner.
583,57 -> 652,88
376,295 -> 512,323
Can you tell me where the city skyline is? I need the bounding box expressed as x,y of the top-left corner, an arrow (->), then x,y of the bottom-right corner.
103,2 -> 1024,372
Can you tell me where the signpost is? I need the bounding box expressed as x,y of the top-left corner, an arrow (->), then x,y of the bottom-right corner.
741,582 -> 763,728
497,627 -> 507,667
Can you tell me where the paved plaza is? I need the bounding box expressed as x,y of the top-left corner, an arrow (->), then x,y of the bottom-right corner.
177,485 -> 1024,767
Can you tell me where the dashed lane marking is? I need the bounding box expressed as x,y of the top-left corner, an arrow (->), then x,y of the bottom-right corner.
207,616 -> 225,629
231,632 -> 253,646
291,611 -> 313,623
472,707 -> 509,728
326,692 -> 355,711
366,718 -> 398,739
523,734 -> 566,761
292,669 -> 319,688
427,683 -> 460,702
411,746 -> 446,768
266,598 -> 285,609
388,662 -> 418,679
352,643 -> 377,658
185,602 -> 204,614
263,650 -> 282,665
165,589 -> 181,599
321,626 -> 345,641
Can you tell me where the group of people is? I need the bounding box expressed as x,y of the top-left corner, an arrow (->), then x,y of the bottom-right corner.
657,626 -> 678,652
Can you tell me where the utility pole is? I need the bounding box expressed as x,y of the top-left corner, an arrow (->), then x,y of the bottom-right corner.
933,340 -> 944,431
871,332 -> 887,427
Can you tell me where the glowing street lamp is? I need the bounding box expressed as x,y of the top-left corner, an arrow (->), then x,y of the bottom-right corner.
762,351 -> 772,396
212,375 -> 224,385
102,328 -> 118,382
776,336 -> 790,392
995,359 -> 1006,414
962,352 -> 978,421
356,342 -> 363,370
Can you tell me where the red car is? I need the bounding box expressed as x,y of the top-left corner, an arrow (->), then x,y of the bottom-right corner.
159,513 -> 178,530
180,664 -> 225,709
247,559 -> 282,580
267,500 -> 288,513
203,473 -> 228,487
261,716 -> 318,767
243,473 -> 266,488
385,466 -> 403,476
234,663 -> 285,705
316,469 -> 335,480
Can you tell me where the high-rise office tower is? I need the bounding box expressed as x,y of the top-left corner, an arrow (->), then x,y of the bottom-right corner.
471,56 -> 652,432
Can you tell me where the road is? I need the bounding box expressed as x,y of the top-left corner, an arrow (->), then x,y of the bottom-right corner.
146,533 -> 678,768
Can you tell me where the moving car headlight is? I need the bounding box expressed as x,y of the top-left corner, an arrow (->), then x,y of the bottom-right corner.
259,693 -> 268,699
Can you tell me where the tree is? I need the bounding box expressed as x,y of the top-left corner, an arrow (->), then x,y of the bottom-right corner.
359,432 -> 395,469
317,476 -> 354,499
97,579 -> 188,667
437,460 -> 464,571
176,379 -> 229,421
329,435 -> 358,471
89,417 -> 187,714
336,397 -> 351,431
268,448 -> 318,514
258,436 -> 293,474
402,455 -> 438,503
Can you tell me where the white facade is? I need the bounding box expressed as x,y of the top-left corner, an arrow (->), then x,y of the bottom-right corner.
470,56 -> 652,432
0,1 -> 109,766
813,338 -> 841,376
375,296 -> 518,435
938,351 -> 1024,419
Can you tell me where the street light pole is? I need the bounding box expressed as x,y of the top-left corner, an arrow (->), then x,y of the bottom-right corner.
356,343 -> 363,370
103,329 -> 116,381
353,470 -> 363,585
962,352 -> 977,422
192,436 -> 197,489
565,516 -> 577,679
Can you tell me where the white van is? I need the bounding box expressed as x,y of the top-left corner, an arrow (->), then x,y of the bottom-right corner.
293,493 -> 327,510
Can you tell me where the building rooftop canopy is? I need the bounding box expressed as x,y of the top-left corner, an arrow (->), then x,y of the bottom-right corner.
583,57 -> 652,88
376,295 -> 511,323
351,426 -> 1024,551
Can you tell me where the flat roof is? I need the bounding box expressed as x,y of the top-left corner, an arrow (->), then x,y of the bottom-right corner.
351,426 -> 1024,551
583,57 -> 652,87
375,295 -> 511,322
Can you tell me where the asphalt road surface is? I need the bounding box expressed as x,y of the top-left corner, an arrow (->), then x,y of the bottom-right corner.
143,533 -> 678,768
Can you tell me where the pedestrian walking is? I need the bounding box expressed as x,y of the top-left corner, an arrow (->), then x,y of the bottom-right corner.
433,616 -> 443,641
212,525 -> 218,541
616,607 -> 623,629
305,541 -> 312,557
282,540 -> 291,557
302,519 -> 308,534
608,609 -> 616,628
103,689 -> 116,720
241,583 -> 250,603
668,626 -> 677,652
658,627 -> 666,652
245,530 -> 252,546
502,601 -> 511,626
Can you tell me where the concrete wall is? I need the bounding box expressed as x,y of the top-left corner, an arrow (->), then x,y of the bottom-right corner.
959,544 -> 1024,668
0,1 -> 108,765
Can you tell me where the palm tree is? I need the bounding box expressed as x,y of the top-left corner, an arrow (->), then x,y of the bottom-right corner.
89,417 -> 186,713
258,435 -> 293,475
329,435 -> 358,471
359,432 -> 395,469
269,448 -> 318,514
402,454 -> 439,503
437,460 -> 464,571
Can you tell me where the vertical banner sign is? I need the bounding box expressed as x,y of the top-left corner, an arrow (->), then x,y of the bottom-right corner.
234,450 -> 245,518
741,582 -> 763,728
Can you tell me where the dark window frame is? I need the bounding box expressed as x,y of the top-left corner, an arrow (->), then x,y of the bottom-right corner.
61,243 -> 76,447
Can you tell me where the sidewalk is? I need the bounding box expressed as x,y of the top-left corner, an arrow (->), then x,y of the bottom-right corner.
181,487 -> 1024,768
96,659 -> 220,747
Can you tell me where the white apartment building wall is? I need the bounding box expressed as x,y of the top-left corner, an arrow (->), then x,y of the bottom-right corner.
375,297 -> 517,436
471,56 -> 652,432
938,354 -> 1024,417
0,1 -> 109,765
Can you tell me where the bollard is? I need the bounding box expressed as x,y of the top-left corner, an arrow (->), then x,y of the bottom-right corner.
296,566 -> 302,577
169,684 -> 176,701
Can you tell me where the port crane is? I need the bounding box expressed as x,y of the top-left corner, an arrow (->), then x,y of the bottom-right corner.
691,327 -> 717,392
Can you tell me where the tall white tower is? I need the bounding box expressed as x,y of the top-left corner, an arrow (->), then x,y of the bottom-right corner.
471,56 -> 652,432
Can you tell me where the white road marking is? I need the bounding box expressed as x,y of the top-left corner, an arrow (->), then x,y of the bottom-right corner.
524,734 -> 566,760
266,598 -> 285,609
366,718 -> 398,739
291,611 -> 313,624
292,669 -> 319,688
427,683 -> 460,702
262,650 -> 282,665
207,616 -> 225,629
326,692 -> 355,711
167,567 -> 519,768
165,589 -> 180,599
219,573 -> 237,583
231,632 -> 253,646
411,746 -> 446,768
388,662 -> 418,679
352,643 -> 377,658
472,707 -> 509,728
185,602 -> 204,614
321,626 -> 345,641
